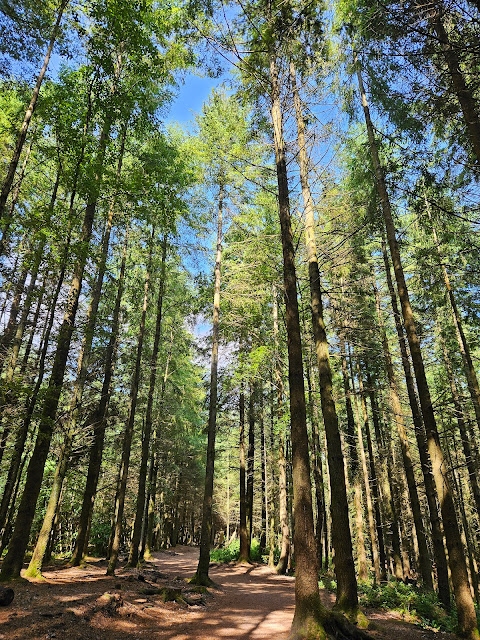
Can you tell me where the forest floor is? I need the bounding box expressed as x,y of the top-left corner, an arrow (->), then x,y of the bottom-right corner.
0,545 -> 458,640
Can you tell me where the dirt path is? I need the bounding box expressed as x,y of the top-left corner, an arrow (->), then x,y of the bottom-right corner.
0,546 -> 458,640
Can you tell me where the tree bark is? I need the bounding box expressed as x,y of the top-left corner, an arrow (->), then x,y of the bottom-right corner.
192,183 -> 223,585
107,230 -> 153,576
246,381 -> 255,548
430,5 -> 480,165
70,226 -> 128,566
381,238 -> 450,606
291,60 -> 358,615
0,121 -> 108,580
356,58 -> 478,637
0,227 -> 71,543
338,331 -> 368,581
142,326 -> 173,561
128,234 -> 168,567
372,272 -> 434,589
427,201 -> 480,438
0,0 -> 69,229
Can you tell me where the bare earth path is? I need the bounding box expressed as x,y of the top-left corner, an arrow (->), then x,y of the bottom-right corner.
0,546 -> 458,640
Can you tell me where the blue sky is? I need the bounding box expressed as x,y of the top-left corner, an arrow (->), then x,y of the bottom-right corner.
167,72 -> 223,127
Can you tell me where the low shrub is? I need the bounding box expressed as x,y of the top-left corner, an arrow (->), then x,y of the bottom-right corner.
358,580 -> 457,632
210,538 -> 273,563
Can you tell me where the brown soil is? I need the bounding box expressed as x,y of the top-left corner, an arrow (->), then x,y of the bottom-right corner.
0,546 -> 458,640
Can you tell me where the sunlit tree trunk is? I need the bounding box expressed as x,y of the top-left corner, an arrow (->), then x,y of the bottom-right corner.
291,60 -> 358,615
372,273 -> 433,589
430,4 -> 480,164
0,123 -> 109,580
357,59 -> 477,637
381,239 -> 450,606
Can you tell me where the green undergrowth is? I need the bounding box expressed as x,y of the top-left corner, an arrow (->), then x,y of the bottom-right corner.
210,539 -> 279,564
318,573 -> 462,633
358,581 -> 459,632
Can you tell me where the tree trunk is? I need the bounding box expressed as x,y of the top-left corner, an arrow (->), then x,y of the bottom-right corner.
290,60 -> 358,615
345,355 -> 380,584
430,5 -> 480,165
0,0 -> 69,229
427,201 -> 480,438
357,59 -> 478,637
0,136 -> 34,257
365,371 -> 403,580
260,387 -> 267,552
142,326 -> 173,561
276,434 -> 290,574
107,230 -> 153,576
0,228 -> 71,543
381,238 -> 450,606
372,272 -> 434,589
357,370 -> 388,579
338,331 -> 368,581
70,226 -> 128,566
0,121 -> 108,580
271,53 -> 358,640
192,183 -> 223,585
246,381 -> 255,548
440,334 -> 480,521
128,234 -> 168,567
305,351 -> 327,571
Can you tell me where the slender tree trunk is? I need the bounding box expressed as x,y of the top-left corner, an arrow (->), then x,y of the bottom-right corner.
0,0 -> 69,229
0,169 -> 60,466
268,377 -> 277,568
107,231 -> 153,576
192,183 -> 223,585
372,272 -> 434,589
0,229 -> 71,542
305,351 -> 327,570
427,202 -> 480,436
128,235 -> 168,566
276,433 -> 290,574
0,263 -> 29,374
338,331 -> 368,581
440,335 -> 480,521
246,381 -> 255,548
357,371 -> 388,579
260,387 -> 267,551
20,270 -> 47,373
430,5 -> 480,165
357,59 -> 478,638
291,60 -> 358,615
238,386 -> 250,562
381,238 -> 450,606
142,326 -> 173,561
70,227 -> 128,566
0,122 -> 108,580
0,136 -> 34,257
365,371 -> 403,580
452,460 -> 480,606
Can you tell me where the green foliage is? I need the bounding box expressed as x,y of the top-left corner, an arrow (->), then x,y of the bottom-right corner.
88,514 -> 112,556
210,538 -> 264,563
358,581 -> 458,633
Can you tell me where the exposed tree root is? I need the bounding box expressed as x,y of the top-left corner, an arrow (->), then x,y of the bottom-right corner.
189,572 -> 217,588
290,609 -> 374,640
